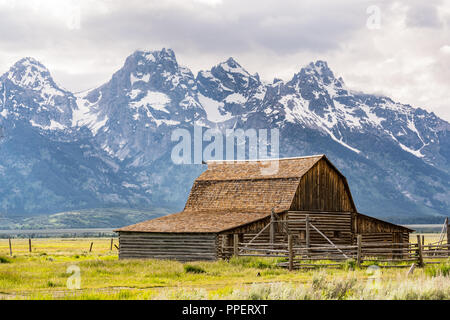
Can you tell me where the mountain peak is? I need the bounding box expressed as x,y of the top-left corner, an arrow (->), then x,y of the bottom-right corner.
11,57 -> 51,76
214,57 -> 252,79
5,57 -> 54,89
309,60 -> 329,70
289,60 -> 345,88
15,57 -> 48,68
120,48 -> 181,78
305,60 -> 334,78
224,57 -> 240,67
132,48 -> 177,64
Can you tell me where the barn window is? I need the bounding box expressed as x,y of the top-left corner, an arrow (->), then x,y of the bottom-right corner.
333,231 -> 341,238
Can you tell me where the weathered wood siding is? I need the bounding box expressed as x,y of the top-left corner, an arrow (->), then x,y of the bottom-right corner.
219,215 -> 281,259
356,214 -> 401,233
360,232 -> 409,244
356,214 -> 410,244
232,211 -> 353,252
287,211 -> 353,245
361,233 -> 396,243
290,159 -> 355,212
118,232 -> 218,261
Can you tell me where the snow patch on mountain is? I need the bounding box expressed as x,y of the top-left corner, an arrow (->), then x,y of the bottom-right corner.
130,91 -> 171,113
225,92 -> 247,104
30,119 -> 66,130
359,104 -> 385,127
198,93 -> 232,122
398,142 -> 424,158
73,92 -> 106,135
130,73 -> 150,85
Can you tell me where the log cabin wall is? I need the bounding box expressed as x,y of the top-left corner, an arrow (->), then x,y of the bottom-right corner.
359,232 -> 409,244
118,232 -> 218,261
219,215 -> 284,259
287,211 -> 353,245
224,211 -> 353,259
356,214 -> 410,244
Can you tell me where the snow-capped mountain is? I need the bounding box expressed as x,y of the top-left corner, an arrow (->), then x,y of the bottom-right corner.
73,49 -> 205,165
0,48 -> 449,224
0,57 -> 76,132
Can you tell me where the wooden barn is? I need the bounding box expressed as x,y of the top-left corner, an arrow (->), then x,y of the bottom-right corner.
115,155 -> 412,261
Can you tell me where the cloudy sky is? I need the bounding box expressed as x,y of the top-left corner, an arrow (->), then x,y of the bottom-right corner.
0,0 -> 449,120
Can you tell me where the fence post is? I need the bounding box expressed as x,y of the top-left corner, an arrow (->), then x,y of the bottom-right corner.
110,238 -> 113,251
446,218 -> 449,257
221,235 -> 226,259
356,234 -> 362,267
8,238 -> 12,256
305,215 -> 310,257
89,242 -> 93,252
288,234 -> 294,271
29,238 -> 32,253
233,233 -> 239,257
416,235 -> 424,267
270,209 -> 275,245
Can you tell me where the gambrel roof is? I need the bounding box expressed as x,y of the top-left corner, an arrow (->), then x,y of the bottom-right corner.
116,155 -> 355,233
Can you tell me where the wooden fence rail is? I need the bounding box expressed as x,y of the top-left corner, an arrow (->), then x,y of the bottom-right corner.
235,238 -> 450,270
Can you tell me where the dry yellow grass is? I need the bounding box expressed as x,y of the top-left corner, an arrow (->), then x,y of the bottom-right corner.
0,237 -> 116,255
410,233 -> 445,245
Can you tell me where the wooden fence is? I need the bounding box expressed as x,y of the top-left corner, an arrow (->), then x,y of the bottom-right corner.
220,215 -> 450,270
233,234 -> 449,270
5,237 -> 118,256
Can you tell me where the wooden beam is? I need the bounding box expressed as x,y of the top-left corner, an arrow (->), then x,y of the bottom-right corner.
288,234 -> 293,271
310,223 -> 349,259
240,222 -> 271,252
221,235 -> 226,259
233,234 -> 239,257
446,217 -> 449,245
446,217 -> 449,257
305,214 -> 310,255
416,235 -> 424,267
270,209 -> 275,244
356,234 -> 362,267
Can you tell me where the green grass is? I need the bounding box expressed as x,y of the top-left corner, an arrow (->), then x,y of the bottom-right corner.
0,237 -> 449,300
425,260 -> 450,277
0,255 -> 12,264
184,264 -> 206,274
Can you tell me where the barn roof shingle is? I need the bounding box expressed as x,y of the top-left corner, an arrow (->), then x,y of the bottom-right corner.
115,155 -> 324,233
115,210 -> 271,233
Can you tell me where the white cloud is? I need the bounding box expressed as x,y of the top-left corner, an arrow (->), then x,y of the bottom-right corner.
0,0 -> 448,121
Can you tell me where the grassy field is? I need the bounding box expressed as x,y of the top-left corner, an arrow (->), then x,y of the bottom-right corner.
0,236 -> 449,300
